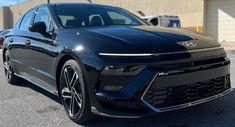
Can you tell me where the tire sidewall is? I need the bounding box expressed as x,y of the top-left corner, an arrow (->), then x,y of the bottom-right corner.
59,60 -> 91,123
4,50 -> 15,83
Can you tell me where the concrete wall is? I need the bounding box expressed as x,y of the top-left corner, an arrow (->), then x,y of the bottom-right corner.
0,0 -> 205,32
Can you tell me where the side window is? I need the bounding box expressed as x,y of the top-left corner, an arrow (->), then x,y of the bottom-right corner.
57,15 -> 75,26
15,17 -> 22,29
88,14 -> 104,26
19,10 -> 34,31
34,8 -> 50,31
107,11 -> 133,25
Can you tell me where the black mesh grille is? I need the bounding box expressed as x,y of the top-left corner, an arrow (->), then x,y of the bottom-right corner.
143,75 -> 230,108
98,76 -> 134,91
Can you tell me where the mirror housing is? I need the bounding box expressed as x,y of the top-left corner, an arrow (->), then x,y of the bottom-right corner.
29,22 -> 47,33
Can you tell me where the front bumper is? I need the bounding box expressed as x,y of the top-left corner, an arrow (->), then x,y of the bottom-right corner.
92,57 -> 232,118
142,74 -> 231,113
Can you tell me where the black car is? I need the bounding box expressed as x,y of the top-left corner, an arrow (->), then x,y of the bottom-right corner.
2,3 -> 232,123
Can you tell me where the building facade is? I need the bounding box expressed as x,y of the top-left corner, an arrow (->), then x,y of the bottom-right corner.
0,0 -> 205,31
0,0 -> 235,42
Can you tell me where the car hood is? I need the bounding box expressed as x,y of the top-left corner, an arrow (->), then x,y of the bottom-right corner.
69,26 -> 220,54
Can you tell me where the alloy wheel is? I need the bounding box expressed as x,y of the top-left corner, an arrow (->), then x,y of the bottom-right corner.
61,65 -> 83,117
4,52 -> 12,80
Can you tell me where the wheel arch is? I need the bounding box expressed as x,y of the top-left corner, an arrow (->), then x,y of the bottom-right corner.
55,54 -> 74,96
55,53 -> 86,96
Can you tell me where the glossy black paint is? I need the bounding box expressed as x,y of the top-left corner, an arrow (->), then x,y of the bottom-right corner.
29,22 -> 47,33
2,3 -> 231,118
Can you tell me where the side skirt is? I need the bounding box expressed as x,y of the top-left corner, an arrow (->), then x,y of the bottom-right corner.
14,72 -> 59,96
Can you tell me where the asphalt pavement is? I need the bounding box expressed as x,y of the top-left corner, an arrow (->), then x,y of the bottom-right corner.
0,49 -> 235,127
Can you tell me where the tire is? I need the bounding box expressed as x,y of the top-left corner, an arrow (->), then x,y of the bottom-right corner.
59,60 -> 92,124
4,50 -> 21,84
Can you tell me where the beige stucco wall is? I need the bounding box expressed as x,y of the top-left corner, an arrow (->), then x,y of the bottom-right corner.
0,6 -> 12,29
0,7 -> 4,30
9,0 -> 47,25
0,0 -> 205,31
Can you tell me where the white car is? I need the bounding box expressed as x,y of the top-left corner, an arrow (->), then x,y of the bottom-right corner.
141,15 -> 181,28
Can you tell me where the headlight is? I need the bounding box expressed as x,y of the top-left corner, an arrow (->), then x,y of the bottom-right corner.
99,65 -> 145,91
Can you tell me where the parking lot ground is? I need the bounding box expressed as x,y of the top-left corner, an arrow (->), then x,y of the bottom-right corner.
0,49 -> 235,127
221,42 -> 235,51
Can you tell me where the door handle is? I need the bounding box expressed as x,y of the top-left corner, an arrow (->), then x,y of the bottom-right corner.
9,38 -> 13,43
25,40 -> 31,45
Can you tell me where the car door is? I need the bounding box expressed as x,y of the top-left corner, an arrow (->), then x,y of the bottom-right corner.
25,7 -> 59,91
8,9 -> 36,74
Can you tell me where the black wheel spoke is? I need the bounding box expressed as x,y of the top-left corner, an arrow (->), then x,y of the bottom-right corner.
70,72 -> 78,87
63,69 -> 70,89
73,88 -> 82,103
73,88 -> 82,108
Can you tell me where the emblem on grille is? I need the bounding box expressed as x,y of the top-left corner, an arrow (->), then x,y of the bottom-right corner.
182,41 -> 197,48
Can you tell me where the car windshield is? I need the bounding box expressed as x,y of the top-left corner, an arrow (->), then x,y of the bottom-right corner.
53,4 -> 146,28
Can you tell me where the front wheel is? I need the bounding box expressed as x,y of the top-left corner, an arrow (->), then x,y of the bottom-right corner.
59,60 -> 92,124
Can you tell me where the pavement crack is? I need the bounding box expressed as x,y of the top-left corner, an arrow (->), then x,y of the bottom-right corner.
36,106 -> 60,114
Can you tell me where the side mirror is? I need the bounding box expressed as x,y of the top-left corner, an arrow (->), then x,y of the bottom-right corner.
29,22 -> 47,33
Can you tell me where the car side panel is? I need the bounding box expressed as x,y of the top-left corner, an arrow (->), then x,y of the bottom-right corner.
24,32 -> 61,88
8,30 -> 31,74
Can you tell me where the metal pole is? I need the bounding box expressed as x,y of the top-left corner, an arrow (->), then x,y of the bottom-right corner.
88,0 -> 92,3
47,0 -> 50,4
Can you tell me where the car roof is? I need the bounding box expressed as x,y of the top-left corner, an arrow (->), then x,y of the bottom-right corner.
141,16 -> 158,19
141,15 -> 180,19
45,3 -> 119,9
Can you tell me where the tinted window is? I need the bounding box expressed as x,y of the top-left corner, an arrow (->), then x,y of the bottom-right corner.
150,18 -> 159,26
15,17 -> 22,29
19,10 -> 34,31
34,8 -> 50,31
58,15 -> 75,26
53,5 -> 146,28
108,11 -> 133,25
88,14 -> 104,26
